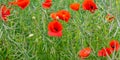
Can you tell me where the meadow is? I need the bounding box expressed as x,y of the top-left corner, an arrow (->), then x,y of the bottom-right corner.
0,0 -> 120,60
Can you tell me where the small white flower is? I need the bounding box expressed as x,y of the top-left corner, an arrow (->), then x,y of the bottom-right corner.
28,34 -> 34,37
32,16 -> 36,20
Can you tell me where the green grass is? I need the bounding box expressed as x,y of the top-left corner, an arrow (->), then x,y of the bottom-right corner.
0,0 -> 120,60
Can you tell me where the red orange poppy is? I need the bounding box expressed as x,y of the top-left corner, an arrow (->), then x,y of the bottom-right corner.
42,0 -> 52,9
98,47 -> 113,57
70,3 -> 80,11
82,0 -> 97,13
9,0 -> 30,10
79,47 -> 92,59
109,40 -> 120,51
50,12 -> 58,20
0,5 -> 11,21
48,20 -> 63,37
56,10 -> 71,22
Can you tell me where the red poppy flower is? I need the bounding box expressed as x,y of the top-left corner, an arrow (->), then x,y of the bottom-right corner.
48,20 -> 63,37
70,3 -> 80,11
98,47 -> 113,57
42,2 -> 52,9
56,10 -> 71,22
50,12 -> 58,20
79,47 -> 92,59
0,5 -> 11,21
82,0 -> 97,13
105,14 -> 115,22
42,0 -> 52,9
9,0 -> 30,10
109,40 -> 120,51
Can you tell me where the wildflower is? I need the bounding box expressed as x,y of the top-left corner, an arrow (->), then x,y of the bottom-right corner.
48,20 -> 63,37
42,0 -> 52,9
79,47 -> 92,59
28,34 -> 34,38
50,12 -> 58,20
105,14 -> 115,22
109,40 -> 120,51
56,10 -> 71,22
9,0 -> 30,10
32,16 -> 36,20
82,0 -> 97,13
70,3 -> 80,11
98,47 -> 113,57
0,5 -> 11,21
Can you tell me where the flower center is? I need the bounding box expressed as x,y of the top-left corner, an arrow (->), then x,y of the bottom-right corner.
54,26 -> 58,32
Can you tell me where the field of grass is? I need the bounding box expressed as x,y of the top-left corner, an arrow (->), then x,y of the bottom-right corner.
0,0 -> 120,60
